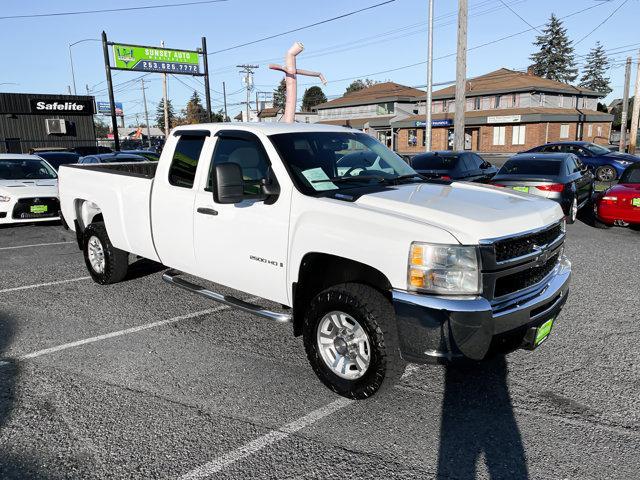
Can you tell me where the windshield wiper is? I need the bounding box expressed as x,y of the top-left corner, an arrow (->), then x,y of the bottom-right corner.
390,173 -> 428,182
312,175 -> 387,184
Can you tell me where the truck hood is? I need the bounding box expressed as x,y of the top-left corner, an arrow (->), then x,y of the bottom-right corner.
354,181 -> 563,244
603,151 -> 640,163
0,179 -> 58,197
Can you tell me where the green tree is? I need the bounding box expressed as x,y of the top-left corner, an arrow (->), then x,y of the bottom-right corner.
155,98 -> 176,131
578,42 -> 612,95
345,78 -> 377,94
184,90 -> 208,124
212,109 -> 225,122
301,86 -> 327,111
529,14 -> 577,83
273,79 -> 287,109
94,116 -> 110,138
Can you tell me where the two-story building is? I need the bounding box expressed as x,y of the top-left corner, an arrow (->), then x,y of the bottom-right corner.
316,69 -> 613,155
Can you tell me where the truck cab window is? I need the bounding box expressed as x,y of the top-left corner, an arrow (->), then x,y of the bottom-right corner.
209,137 -> 270,195
168,135 -> 206,188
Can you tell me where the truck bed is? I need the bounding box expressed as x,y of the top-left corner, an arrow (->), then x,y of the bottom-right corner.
58,162 -> 160,262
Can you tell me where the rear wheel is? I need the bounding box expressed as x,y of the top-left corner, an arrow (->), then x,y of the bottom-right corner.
567,196 -> 578,224
303,283 -> 406,399
595,165 -> 616,182
83,222 -> 128,284
592,204 -> 611,229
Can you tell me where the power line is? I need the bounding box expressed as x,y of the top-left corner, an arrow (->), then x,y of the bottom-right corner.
208,0 -> 396,55
0,0 -> 228,20
574,0 -> 630,46
498,0 -> 540,33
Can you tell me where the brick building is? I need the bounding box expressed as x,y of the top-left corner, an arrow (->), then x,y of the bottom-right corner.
317,69 -> 613,156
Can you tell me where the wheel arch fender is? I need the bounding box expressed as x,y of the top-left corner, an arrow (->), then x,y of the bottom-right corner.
291,252 -> 393,337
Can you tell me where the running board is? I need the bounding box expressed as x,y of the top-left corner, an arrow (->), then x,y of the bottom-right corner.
162,269 -> 292,323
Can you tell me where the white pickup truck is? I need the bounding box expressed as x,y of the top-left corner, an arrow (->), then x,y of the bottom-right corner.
59,123 -> 571,399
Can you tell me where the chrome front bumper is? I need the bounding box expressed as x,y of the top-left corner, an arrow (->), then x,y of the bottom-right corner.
391,256 -> 572,362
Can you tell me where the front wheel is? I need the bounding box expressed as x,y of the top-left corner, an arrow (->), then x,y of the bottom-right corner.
303,283 -> 406,399
595,165 -> 617,182
83,222 -> 129,284
567,196 -> 578,224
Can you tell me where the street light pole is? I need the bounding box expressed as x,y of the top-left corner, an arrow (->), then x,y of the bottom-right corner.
68,38 -> 99,96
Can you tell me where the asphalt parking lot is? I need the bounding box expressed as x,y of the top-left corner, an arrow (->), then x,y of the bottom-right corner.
0,219 -> 638,479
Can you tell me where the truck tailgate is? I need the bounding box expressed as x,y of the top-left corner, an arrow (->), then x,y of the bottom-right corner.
58,163 -> 160,262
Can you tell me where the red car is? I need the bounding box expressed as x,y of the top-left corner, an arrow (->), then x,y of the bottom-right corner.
593,163 -> 640,228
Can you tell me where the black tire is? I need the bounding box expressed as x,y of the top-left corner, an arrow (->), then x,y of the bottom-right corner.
566,195 -> 578,224
303,283 -> 406,399
595,165 -> 617,182
83,222 -> 129,284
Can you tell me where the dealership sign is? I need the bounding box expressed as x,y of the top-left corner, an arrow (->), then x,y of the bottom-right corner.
415,119 -> 453,127
487,114 -> 521,124
113,44 -> 200,74
29,98 -> 95,115
97,101 -> 124,117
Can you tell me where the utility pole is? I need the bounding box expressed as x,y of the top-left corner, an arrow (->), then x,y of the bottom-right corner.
256,91 -> 260,121
201,36 -> 212,122
628,50 -> 640,154
237,64 -> 258,122
162,41 -> 170,136
424,0 -> 434,151
141,78 -> 152,149
85,84 -> 90,96
222,81 -> 229,121
453,0 -> 468,151
620,56 -> 632,153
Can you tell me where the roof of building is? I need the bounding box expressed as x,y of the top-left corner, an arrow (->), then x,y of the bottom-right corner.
432,68 -> 602,99
258,107 -> 282,118
315,82 -> 426,110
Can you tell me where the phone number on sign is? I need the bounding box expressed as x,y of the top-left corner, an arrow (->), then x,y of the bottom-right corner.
140,61 -> 200,73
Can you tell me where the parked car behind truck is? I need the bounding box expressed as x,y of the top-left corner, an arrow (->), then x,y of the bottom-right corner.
58,123 -> 571,399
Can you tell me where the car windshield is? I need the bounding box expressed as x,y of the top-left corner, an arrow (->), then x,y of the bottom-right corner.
269,131 -> 418,194
620,165 -> 640,183
411,154 -> 459,170
106,155 -> 146,163
38,153 -> 79,169
584,143 -> 610,155
498,159 -> 561,176
0,158 -> 57,180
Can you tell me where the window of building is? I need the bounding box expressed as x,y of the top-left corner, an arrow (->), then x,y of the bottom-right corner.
209,136 -> 270,196
376,102 -> 394,115
474,97 -> 480,110
495,95 -> 502,108
512,93 -> 518,107
587,124 -> 593,137
597,125 -> 603,137
408,129 -> 418,146
168,135 -> 207,188
443,101 -> 449,113
560,124 -> 570,139
493,126 -> 506,145
512,125 -> 526,145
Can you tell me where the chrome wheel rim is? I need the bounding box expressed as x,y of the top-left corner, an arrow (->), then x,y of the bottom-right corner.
598,166 -> 615,182
87,235 -> 105,274
317,311 -> 371,380
571,198 -> 578,222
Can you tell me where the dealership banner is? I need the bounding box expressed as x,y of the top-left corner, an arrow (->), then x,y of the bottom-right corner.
112,44 -> 200,74
97,101 -> 124,117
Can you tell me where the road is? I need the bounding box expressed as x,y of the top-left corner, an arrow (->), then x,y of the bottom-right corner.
0,219 -> 638,479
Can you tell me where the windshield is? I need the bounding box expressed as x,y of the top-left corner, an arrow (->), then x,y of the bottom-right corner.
0,158 -> 57,180
620,165 -> 640,183
498,159 -> 561,176
584,143 -> 610,155
38,153 -> 79,170
106,155 -> 146,163
411,154 -> 459,170
269,131 -> 417,194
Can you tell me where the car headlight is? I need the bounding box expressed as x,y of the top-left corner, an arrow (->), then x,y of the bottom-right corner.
408,242 -> 481,295
617,160 -> 632,166
0,195 -> 10,202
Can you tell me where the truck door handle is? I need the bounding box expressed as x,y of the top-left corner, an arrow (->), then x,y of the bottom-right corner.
197,207 -> 218,216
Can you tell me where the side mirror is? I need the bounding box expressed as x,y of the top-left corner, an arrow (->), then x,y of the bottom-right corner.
261,170 -> 281,196
214,163 -> 244,204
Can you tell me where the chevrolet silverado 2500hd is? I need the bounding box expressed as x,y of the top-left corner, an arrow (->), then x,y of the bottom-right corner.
58,123 -> 571,399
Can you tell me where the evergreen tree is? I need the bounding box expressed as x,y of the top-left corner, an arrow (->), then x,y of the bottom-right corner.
273,79 -> 287,109
345,78 -> 377,94
301,86 -> 327,111
529,14 -> 577,83
184,90 -> 208,124
155,98 -> 176,131
211,109 -> 225,122
578,42 -> 612,95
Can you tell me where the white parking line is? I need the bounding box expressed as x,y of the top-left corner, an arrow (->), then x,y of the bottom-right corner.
0,276 -> 90,294
179,363 -> 424,480
0,241 -> 75,251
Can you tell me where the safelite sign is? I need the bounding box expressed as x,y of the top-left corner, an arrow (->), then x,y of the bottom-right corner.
113,44 -> 200,75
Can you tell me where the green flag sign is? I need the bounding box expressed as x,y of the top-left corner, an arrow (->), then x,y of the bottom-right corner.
112,44 -> 200,75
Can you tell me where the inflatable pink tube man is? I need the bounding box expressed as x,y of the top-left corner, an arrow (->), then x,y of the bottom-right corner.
269,42 -> 327,123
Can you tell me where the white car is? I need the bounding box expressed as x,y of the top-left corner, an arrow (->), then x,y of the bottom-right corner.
58,123 -> 571,399
0,154 -> 60,225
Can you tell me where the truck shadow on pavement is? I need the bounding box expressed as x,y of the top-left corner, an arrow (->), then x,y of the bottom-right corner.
437,356 -> 529,480
124,258 -> 167,282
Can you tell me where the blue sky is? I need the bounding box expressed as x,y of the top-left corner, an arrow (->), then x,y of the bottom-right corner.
0,0 -> 637,124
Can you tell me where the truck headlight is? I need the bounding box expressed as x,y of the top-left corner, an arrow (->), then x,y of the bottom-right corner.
0,195 -> 10,202
408,243 -> 481,295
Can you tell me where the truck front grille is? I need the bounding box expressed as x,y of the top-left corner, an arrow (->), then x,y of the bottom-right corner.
493,223 -> 562,262
12,197 -> 60,220
494,253 -> 559,298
